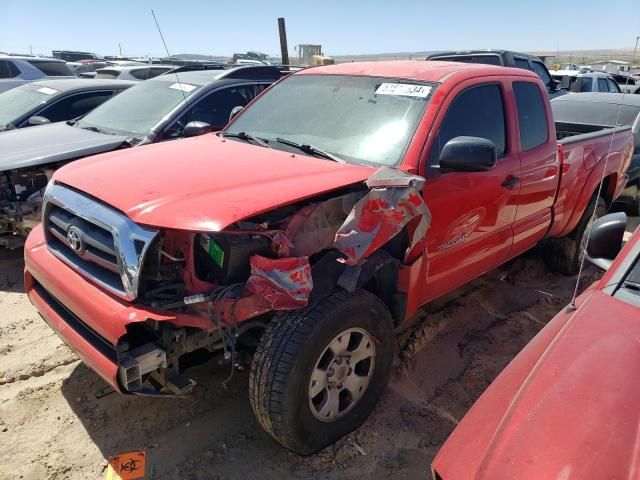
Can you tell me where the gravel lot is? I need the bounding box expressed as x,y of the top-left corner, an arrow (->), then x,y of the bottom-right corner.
1,217 -> 637,480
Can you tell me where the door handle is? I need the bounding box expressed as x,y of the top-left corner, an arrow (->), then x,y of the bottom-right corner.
501,176 -> 520,188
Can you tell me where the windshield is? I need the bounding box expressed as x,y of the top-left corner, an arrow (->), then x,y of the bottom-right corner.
226,75 -> 433,166
0,83 -> 59,126
76,79 -> 201,136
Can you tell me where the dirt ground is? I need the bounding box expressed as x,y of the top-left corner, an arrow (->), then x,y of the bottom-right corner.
1,217 -> 638,480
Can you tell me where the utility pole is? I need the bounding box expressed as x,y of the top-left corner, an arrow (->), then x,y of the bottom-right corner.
119,43 -> 123,57
278,17 -> 289,66
29,45 -> 32,55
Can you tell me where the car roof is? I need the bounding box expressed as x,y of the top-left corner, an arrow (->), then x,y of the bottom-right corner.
427,49 -> 541,61
96,64 -> 174,72
297,60 -> 538,83
148,65 -> 286,86
0,54 -> 66,63
552,92 -> 640,107
551,70 -> 613,78
28,78 -> 137,91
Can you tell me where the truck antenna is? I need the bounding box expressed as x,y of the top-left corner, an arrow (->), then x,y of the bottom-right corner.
150,9 -> 189,105
569,35 -> 639,310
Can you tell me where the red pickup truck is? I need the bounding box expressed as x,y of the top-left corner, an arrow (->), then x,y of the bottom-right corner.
24,61 -> 634,454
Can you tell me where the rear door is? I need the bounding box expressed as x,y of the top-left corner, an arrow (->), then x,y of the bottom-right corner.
420,79 -> 519,302
511,81 -> 559,254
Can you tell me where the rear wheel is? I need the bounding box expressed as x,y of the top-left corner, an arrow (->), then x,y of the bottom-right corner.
543,195 -> 606,275
249,289 -> 395,454
628,182 -> 640,217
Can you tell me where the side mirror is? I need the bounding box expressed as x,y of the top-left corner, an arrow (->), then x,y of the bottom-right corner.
183,121 -> 212,138
439,136 -> 497,172
586,212 -> 627,270
229,105 -> 244,122
28,116 -> 51,126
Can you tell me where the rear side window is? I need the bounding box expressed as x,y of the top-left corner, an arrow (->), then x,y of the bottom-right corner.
428,83 -> 506,165
531,61 -> 552,87
130,68 -> 150,80
0,60 -> 20,79
95,69 -> 120,79
597,78 -> 609,92
26,60 -> 70,76
148,67 -> 171,78
513,82 -> 549,151
514,58 -> 530,70
579,77 -> 593,92
607,79 -> 621,93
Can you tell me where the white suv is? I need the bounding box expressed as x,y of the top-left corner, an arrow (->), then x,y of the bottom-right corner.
0,55 -> 73,93
550,69 -> 621,93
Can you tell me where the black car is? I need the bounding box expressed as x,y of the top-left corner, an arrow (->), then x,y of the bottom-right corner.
426,49 -> 562,97
0,78 -> 135,131
0,65 -> 288,248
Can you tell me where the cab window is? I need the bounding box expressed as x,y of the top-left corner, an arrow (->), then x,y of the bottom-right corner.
513,82 -> 549,151
428,83 -> 506,166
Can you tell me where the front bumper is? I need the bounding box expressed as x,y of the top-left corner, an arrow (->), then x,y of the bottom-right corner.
24,225 -> 212,392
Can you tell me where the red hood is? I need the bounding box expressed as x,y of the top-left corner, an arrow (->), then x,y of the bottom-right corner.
53,135 -> 373,231
434,289 -> 640,480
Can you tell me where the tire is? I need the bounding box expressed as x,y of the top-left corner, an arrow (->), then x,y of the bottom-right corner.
543,195 -> 606,275
628,183 -> 640,217
249,289 -> 395,454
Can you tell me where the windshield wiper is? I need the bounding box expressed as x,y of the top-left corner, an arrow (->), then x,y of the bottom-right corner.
222,131 -> 272,149
275,137 -> 345,163
76,124 -> 111,135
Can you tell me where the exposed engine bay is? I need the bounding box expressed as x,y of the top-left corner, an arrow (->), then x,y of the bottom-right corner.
114,167 -> 432,395
0,167 -> 52,248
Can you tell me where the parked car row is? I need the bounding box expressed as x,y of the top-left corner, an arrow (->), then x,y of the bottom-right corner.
0,54 -> 74,93
0,64 -> 287,248
7,58 -> 635,459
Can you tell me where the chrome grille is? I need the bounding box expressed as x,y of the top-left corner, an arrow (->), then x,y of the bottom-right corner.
43,183 -> 158,300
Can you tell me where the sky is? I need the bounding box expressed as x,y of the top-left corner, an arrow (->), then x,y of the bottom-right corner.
1,0 -> 639,58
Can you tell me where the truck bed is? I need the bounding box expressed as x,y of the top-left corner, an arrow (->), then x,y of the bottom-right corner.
555,122 -> 631,143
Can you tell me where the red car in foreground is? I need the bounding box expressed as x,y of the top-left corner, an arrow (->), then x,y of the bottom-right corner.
433,213 -> 640,479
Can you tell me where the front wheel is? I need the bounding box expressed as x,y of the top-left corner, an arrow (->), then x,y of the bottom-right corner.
249,290 -> 395,454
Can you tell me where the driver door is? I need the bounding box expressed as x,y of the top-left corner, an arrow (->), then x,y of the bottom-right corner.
419,80 -> 520,303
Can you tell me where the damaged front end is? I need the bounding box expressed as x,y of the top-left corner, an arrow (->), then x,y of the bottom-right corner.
42,167 -> 431,396
1,168 -> 52,249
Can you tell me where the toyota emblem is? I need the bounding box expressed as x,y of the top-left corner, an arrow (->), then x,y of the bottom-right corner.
66,226 -> 84,253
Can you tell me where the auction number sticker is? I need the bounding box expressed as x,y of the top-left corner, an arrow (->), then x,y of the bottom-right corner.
375,83 -> 431,97
169,83 -> 197,93
37,87 -> 58,95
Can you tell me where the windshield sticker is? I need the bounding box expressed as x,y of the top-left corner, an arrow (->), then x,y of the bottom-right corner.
375,83 -> 431,98
36,87 -> 58,95
169,83 -> 196,93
